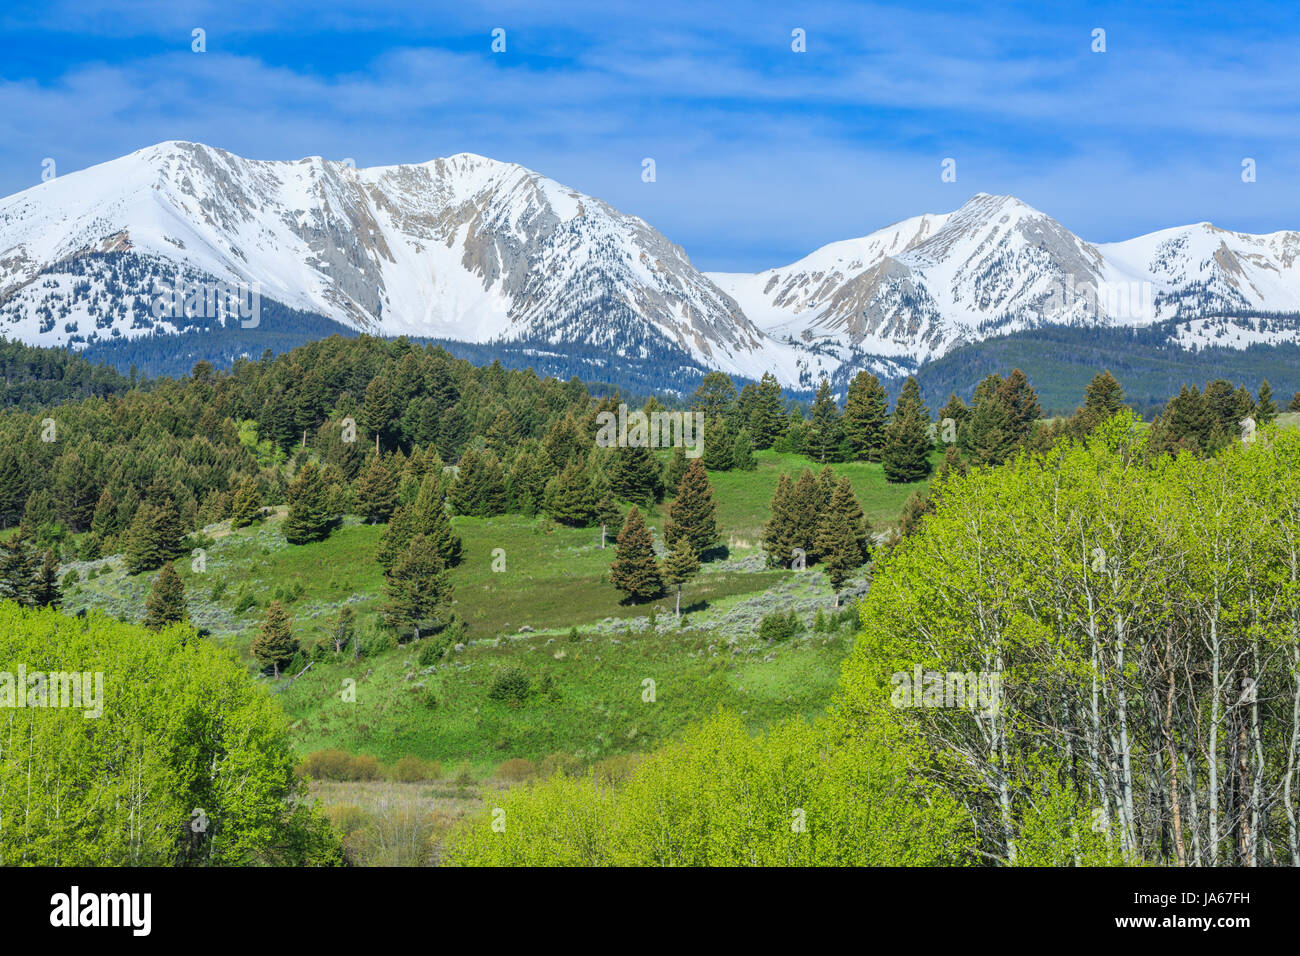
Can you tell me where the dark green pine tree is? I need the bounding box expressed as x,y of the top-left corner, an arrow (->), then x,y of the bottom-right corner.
731,428 -> 756,470
450,448 -> 508,517
1075,370 -> 1126,434
143,562 -> 188,630
761,473 -> 797,569
881,377 -> 933,484
806,379 -> 844,463
436,403 -> 474,462
32,549 -> 60,609
283,461 -> 334,544
382,534 -> 453,642
251,600 -> 298,678
967,386 -> 1017,467
843,371 -> 889,461
749,372 -> 787,450
690,372 -> 738,422
229,476 -> 263,529
700,416 -> 734,472
663,535 -> 700,620
361,375 -> 396,455
410,472 -> 463,567
1256,380 -> 1279,426
997,369 -> 1041,444
663,458 -> 720,558
609,507 -> 664,602
938,393 -> 970,440
1160,385 -> 1216,453
594,493 -> 621,550
544,460 -> 597,526
815,478 -> 873,607
0,526 -> 40,605
662,445 -> 689,491
124,496 -> 186,574
354,453 -> 400,524
1290,392 -> 1300,413
795,468 -> 830,563
608,445 -> 665,506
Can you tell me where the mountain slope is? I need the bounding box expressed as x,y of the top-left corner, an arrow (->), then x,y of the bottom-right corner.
0,141 -> 799,383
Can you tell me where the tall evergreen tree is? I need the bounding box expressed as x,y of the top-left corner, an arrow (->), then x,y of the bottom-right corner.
815,478 -> 872,607
251,600 -> 298,678
544,460 -> 597,526
731,429 -> 757,470
144,562 -> 188,630
450,448 -> 508,517
381,534 -> 452,642
609,507 -> 664,602
701,416 -> 734,472
124,497 -> 186,574
283,461 -> 334,544
881,378 -> 933,483
229,476 -> 263,529
761,473 -> 798,569
843,372 -> 889,461
608,445 -> 664,506
662,445 -> 689,491
0,526 -> 40,605
31,549 -> 59,609
354,453 -> 400,524
806,379 -> 844,463
749,372 -> 786,449
663,535 -> 700,620
663,458 -> 720,558
1256,380 -> 1279,426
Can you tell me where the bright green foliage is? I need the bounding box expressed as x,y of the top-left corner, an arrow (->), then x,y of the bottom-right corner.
841,414 -> 1300,865
0,602 -> 341,866
447,711 -> 972,866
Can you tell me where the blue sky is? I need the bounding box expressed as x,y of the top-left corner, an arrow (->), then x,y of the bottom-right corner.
1,0 -> 1297,271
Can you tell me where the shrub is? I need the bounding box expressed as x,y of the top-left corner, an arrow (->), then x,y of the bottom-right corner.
325,803 -> 370,838
453,761 -> 475,787
209,578 -> 227,602
759,609 -> 801,642
592,753 -> 643,786
538,751 -> 583,778
391,756 -> 443,783
496,758 -> 537,782
233,587 -> 257,613
61,569 -> 79,590
300,749 -> 383,781
487,665 -> 531,705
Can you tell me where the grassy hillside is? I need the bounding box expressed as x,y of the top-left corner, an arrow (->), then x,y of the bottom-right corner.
57,449 -> 924,776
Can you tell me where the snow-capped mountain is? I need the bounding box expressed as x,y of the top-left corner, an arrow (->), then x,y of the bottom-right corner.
709,193 -> 1300,368
0,141 -> 800,383
1,142 -> 1299,391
